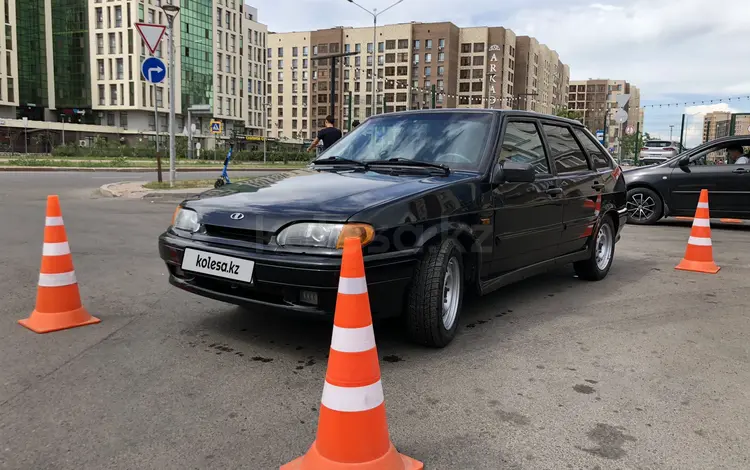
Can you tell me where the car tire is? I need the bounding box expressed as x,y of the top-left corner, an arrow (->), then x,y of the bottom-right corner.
574,215 -> 616,281
626,187 -> 663,225
406,238 -> 464,348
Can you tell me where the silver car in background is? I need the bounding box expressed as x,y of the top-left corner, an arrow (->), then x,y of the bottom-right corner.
639,140 -> 683,165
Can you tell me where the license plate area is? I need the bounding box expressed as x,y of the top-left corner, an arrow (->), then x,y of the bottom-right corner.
181,248 -> 255,284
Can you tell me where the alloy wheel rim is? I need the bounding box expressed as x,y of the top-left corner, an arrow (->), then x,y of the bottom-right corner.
627,192 -> 656,221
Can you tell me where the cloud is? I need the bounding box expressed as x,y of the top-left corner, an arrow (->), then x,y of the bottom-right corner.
257,0 -> 750,98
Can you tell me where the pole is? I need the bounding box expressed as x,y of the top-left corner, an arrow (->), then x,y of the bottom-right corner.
431,84 -> 436,109
634,121 -> 641,165
24,118 -> 28,154
187,109 -> 192,159
263,102 -> 267,163
678,113 -> 685,150
371,13 -> 377,116
348,91 -> 353,131
669,125 -> 674,141
154,86 -> 159,154
602,107 -> 608,149
61,117 -> 65,145
330,57 -> 336,122
167,16 -> 176,187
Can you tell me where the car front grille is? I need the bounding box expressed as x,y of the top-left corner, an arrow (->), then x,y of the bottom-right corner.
203,224 -> 274,245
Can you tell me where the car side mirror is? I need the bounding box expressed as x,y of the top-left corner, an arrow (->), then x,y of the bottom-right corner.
678,156 -> 690,167
492,161 -> 536,184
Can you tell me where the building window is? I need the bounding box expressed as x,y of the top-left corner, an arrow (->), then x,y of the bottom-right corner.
96,8 -> 103,28
413,40 -> 420,50
109,33 -> 116,54
114,6 -> 122,27
473,43 -> 485,53
116,59 -> 123,79
97,60 -> 105,80
425,39 -> 432,49
98,85 -> 105,105
110,85 -> 117,105
120,112 -> 128,129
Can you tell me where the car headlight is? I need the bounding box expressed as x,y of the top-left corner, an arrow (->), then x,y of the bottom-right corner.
276,223 -> 374,249
171,207 -> 200,232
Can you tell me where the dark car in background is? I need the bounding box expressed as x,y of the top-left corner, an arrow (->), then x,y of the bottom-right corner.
625,135 -> 750,224
159,110 -> 627,347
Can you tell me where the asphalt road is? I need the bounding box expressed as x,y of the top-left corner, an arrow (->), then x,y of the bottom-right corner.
1,172 -> 749,469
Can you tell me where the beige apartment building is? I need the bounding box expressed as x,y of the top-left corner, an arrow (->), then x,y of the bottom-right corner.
0,0 -> 17,116
245,6 -> 267,136
568,79 -> 643,151
703,111 -> 750,142
267,22 -> 569,141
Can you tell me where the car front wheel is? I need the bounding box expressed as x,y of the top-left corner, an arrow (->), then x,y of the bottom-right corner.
626,187 -> 663,225
406,238 -> 464,348
574,215 -> 616,281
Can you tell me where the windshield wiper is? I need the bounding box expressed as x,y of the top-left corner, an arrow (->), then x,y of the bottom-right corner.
368,158 -> 450,175
312,156 -> 369,168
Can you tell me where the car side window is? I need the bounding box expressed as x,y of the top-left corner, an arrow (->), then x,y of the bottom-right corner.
542,124 -> 590,173
498,121 -> 550,175
573,128 -> 613,169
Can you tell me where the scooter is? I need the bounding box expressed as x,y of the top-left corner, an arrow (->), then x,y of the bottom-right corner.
214,142 -> 234,188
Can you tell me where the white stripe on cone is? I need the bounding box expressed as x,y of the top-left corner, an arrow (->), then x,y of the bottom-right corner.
688,236 -> 712,246
330,325 -> 376,353
338,276 -> 368,295
42,242 -> 71,256
45,216 -> 64,226
38,271 -> 77,287
697,202 -> 709,209
321,380 -> 385,412
692,218 -> 711,227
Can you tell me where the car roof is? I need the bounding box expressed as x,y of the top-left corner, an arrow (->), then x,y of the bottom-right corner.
367,108 -> 586,128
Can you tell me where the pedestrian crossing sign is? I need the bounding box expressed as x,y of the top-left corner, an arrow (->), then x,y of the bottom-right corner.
210,120 -> 222,134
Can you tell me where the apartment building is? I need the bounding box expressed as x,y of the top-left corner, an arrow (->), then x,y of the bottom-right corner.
513,36 -> 569,114
245,5 -> 266,136
267,22 -> 569,141
568,79 -> 643,149
3,0 -> 264,149
703,111 -> 750,142
0,0 -> 18,116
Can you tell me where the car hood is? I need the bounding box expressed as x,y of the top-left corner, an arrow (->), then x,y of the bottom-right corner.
182,168 -> 475,233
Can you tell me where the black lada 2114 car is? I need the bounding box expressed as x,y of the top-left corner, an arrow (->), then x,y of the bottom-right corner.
159,110 -> 627,347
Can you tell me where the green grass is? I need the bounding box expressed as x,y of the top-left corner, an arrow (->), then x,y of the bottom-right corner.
4,157 -> 308,169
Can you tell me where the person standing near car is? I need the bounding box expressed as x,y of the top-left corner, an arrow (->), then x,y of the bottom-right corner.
307,115 -> 342,154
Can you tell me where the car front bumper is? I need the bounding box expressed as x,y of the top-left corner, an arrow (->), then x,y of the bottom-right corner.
158,231 -> 418,318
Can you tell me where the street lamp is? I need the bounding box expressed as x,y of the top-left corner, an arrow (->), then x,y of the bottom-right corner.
263,99 -> 270,163
162,3 -> 180,187
345,0 -> 404,116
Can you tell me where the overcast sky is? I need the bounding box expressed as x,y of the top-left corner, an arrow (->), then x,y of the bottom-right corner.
258,0 -> 750,144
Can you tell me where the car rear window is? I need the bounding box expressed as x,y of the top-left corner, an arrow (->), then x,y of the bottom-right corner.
645,141 -> 673,148
573,128 -> 614,169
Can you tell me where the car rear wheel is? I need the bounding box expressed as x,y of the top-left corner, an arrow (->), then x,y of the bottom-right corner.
406,238 -> 464,348
626,187 -> 663,225
574,215 -> 615,281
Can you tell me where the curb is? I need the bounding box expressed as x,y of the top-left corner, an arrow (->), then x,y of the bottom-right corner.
0,166 -> 300,172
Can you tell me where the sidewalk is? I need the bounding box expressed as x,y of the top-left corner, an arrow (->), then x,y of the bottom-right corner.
98,181 -> 212,200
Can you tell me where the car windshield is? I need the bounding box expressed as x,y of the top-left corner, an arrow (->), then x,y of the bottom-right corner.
315,112 -> 494,171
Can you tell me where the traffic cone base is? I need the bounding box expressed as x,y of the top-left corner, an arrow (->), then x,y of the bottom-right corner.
675,259 -> 720,274
281,443 -> 423,470
19,306 -> 100,334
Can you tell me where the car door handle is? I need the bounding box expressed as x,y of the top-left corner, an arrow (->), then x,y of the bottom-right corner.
546,187 -> 563,196
732,168 -> 747,174
592,182 -> 605,190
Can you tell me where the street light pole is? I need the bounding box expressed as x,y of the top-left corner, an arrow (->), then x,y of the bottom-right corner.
162,4 -> 180,188
346,0 -> 404,116
263,100 -> 269,163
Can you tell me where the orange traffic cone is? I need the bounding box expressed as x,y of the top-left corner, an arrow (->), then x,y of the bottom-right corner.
281,237 -> 423,470
675,189 -> 720,274
19,195 -> 100,333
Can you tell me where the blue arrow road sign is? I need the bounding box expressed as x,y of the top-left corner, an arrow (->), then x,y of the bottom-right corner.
141,57 -> 166,84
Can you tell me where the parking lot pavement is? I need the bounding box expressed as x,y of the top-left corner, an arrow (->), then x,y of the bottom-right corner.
1,173 -> 749,469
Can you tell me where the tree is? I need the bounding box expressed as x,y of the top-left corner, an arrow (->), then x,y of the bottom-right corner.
555,108 -> 584,122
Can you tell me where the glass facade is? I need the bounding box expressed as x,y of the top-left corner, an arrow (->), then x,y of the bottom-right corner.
16,0 -> 47,107
180,0 -> 213,114
51,0 -> 91,108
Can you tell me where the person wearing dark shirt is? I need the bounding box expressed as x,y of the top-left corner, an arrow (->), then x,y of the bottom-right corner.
307,115 -> 342,153
351,120 -> 361,129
